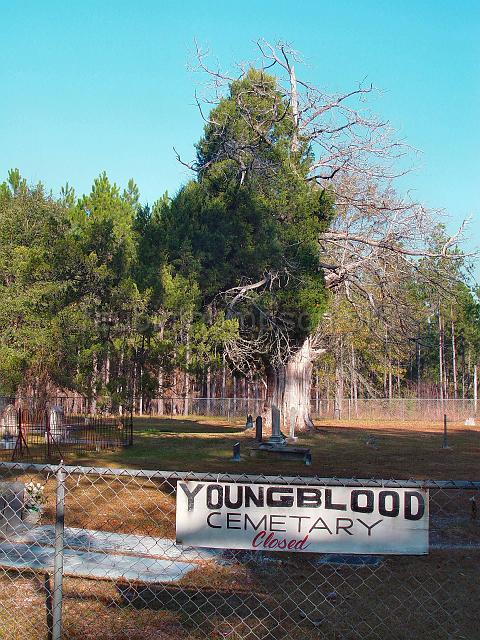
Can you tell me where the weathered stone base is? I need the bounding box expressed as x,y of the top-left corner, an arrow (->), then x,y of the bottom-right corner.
249,443 -> 311,464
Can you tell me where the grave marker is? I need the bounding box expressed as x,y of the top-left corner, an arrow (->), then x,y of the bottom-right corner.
255,416 -> 263,443
287,409 -> 298,443
49,406 -> 65,442
267,405 -> 285,446
0,482 -> 25,537
232,442 -> 241,462
0,405 -> 18,449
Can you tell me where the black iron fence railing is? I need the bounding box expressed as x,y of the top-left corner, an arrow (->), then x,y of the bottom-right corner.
0,398 -> 133,463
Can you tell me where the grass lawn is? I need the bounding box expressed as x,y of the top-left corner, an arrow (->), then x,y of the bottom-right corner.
65,416 -> 480,480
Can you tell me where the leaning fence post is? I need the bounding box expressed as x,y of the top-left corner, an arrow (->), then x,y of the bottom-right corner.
45,409 -> 51,459
18,407 -> 23,458
52,462 -> 66,640
442,414 -> 449,449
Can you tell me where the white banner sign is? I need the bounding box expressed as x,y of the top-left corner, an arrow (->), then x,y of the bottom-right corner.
176,482 -> 429,555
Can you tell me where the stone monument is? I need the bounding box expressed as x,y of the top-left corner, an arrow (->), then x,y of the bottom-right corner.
0,404 -> 18,449
255,416 -> 263,443
49,405 -> 66,442
287,408 -> 298,443
267,405 -> 286,447
0,482 -> 25,537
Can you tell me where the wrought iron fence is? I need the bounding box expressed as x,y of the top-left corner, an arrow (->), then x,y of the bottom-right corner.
0,461 -> 478,639
0,399 -> 133,463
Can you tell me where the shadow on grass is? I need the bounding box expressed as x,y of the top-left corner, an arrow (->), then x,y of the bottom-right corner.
133,417 -> 245,435
116,582 -> 303,639
23,418 -> 480,480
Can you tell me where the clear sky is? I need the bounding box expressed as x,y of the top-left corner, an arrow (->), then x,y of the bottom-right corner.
1,0 -> 479,272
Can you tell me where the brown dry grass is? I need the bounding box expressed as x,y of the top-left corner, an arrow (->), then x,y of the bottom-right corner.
1,549 -> 478,639
1,416 -> 479,639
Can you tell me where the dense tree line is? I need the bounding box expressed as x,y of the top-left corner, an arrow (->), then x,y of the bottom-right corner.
0,164 -> 477,415
0,43 -> 478,425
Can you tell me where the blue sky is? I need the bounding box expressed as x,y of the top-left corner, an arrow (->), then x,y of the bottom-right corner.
1,0 -> 479,271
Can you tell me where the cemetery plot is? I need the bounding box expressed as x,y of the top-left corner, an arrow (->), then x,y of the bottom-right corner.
0,399 -> 133,463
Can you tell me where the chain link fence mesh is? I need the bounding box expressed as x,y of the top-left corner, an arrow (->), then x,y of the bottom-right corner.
0,462 -> 479,640
310,398 -> 478,423
2,396 -> 477,426
143,397 -> 478,423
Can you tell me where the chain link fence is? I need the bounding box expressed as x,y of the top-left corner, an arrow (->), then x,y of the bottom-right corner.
3,396 -> 474,424
142,397 -> 478,423
310,398 -> 478,422
0,461 -> 479,639
147,397 -> 265,419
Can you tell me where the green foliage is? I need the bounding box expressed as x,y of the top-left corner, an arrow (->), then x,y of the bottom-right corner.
0,71 -> 477,406
163,69 -> 333,372
0,175 -> 71,393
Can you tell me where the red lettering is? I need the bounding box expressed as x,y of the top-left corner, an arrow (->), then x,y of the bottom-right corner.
295,535 -> 311,550
264,532 -> 275,547
252,531 -> 266,547
250,531 -> 311,552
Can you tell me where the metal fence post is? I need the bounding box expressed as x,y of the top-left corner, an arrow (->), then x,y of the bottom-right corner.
52,462 -> 66,640
442,414 -> 449,449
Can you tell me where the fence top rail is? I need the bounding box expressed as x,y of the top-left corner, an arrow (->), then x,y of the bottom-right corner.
0,461 -> 478,489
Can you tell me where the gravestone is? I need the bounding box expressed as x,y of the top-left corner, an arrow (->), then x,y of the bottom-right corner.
245,414 -> 253,429
255,416 -> 263,443
0,482 -> 25,537
287,409 -> 298,443
251,405 -> 310,464
465,417 -> 476,427
267,405 -> 285,447
0,404 -> 18,449
49,405 -> 65,442
231,442 -> 241,462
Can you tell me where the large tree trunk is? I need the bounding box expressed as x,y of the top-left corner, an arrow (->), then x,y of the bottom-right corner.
264,337 -> 316,433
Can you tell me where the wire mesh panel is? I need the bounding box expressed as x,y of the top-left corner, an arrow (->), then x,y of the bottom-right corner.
0,463 -> 57,640
310,398 -> 478,422
0,463 -> 478,640
147,397 -> 265,420
140,397 -> 478,423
